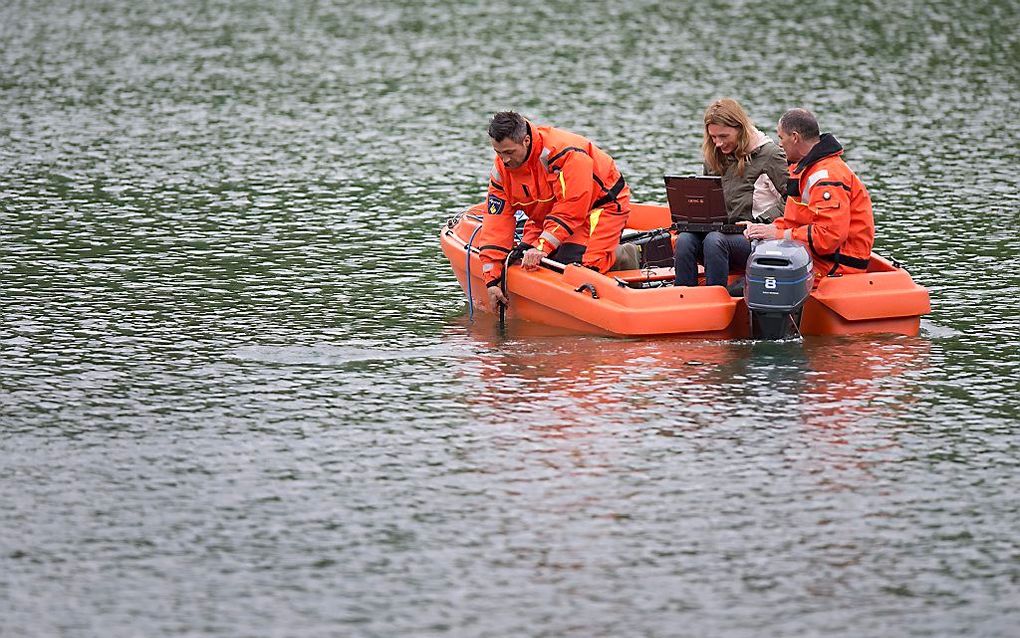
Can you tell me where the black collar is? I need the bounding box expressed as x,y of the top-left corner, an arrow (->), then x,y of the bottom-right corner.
795,133 -> 843,173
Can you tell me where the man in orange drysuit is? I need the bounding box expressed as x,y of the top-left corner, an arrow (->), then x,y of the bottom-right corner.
479,111 -> 632,309
742,108 -> 875,277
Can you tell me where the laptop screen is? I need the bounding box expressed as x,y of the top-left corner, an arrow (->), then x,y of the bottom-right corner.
664,175 -> 727,224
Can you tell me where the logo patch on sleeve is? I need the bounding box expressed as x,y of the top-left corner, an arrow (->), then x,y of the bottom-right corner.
487,194 -> 506,215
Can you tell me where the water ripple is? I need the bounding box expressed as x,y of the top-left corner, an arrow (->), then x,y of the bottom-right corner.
2,1 -> 1019,636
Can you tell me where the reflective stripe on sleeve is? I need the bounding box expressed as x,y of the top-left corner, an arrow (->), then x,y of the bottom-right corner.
802,168 -> 830,203
539,231 -> 562,249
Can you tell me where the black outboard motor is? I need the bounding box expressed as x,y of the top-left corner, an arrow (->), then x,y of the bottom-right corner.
744,240 -> 814,340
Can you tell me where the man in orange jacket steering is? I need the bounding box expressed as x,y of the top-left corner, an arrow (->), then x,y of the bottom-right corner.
478,111 -> 632,310
741,108 -> 875,277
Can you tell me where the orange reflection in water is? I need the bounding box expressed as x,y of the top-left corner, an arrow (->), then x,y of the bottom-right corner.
789,335 -> 934,490
451,315 -> 753,434
445,317 -> 934,513
452,316 -> 931,437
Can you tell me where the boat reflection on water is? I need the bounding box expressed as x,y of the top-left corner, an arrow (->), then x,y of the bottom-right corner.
798,336 -> 932,428
787,335 -> 933,490
450,314 -> 932,448
446,317 -> 933,524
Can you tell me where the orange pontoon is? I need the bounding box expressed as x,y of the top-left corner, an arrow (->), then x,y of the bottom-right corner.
440,203 -> 931,338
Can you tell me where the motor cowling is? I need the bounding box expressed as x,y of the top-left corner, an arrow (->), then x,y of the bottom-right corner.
744,240 -> 813,339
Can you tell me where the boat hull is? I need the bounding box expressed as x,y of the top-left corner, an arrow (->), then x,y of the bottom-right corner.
441,204 -> 930,338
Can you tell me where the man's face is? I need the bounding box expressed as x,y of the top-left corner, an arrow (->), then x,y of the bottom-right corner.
492,134 -> 530,169
776,125 -> 801,163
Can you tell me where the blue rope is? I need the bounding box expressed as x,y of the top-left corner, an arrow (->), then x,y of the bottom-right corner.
464,222 -> 484,321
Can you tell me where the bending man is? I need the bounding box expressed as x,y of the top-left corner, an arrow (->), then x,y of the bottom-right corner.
742,108 -> 875,277
478,111 -> 632,309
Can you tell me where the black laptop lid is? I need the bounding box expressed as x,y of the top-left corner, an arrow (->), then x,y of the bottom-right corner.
664,175 -> 727,224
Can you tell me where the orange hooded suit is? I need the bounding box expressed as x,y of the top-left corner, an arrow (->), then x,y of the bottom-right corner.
775,133 -> 875,277
477,122 -> 630,287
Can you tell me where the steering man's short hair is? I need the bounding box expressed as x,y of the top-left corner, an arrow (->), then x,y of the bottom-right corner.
488,111 -> 528,143
779,108 -> 821,140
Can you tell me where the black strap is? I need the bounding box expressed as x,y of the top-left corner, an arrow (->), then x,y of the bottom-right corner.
479,244 -> 510,254
821,247 -> 870,274
809,225 -> 869,273
815,180 -> 851,192
592,175 -> 626,209
547,146 -> 589,165
546,215 -> 573,235
831,252 -> 870,270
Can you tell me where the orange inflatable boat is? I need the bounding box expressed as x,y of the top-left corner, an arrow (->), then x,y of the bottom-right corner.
440,202 -> 931,338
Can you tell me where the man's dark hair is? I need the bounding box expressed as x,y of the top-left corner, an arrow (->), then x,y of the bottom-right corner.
779,108 -> 820,140
488,111 -> 528,143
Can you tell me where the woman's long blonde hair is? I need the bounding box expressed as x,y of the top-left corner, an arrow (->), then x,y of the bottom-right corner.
702,98 -> 757,177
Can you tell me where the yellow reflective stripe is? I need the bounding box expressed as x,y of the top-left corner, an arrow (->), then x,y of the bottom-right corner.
589,208 -> 603,235
558,172 -> 567,198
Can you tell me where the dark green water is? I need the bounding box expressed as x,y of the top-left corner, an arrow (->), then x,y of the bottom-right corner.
2,1 -> 1019,636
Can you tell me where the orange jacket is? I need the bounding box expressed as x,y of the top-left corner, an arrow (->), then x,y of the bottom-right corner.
774,134 -> 875,276
478,122 -> 630,286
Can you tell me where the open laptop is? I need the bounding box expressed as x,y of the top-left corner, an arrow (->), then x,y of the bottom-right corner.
664,175 -> 743,233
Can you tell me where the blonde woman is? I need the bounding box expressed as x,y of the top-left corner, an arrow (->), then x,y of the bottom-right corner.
674,98 -> 788,288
